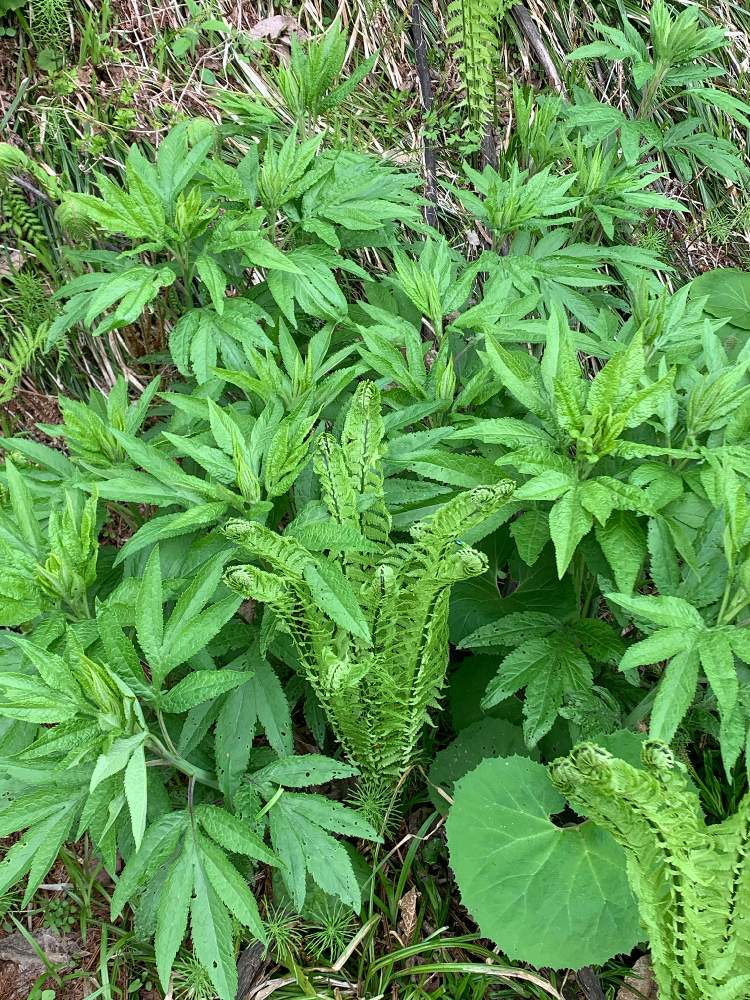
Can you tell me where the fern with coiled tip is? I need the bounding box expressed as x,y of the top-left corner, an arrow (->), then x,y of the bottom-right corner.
549,741 -> 750,999
224,382 -> 516,816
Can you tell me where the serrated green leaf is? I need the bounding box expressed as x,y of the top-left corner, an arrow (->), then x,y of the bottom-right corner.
197,833 -> 266,941
191,853 -> 237,1000
135,547 -> 164,667
160,670 -> 251,714
124,742 -> 148,851
699,631 -> 738,719
196,803 -> 279,866
252,754 -> 358,788
155,844 -> 194,992
303,559 -> 371,642
549,487 -> 593,578
650,649 -> 700,742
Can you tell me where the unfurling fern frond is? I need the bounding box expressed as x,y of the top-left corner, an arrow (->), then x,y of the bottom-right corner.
0,273 -> 57,403
446,0 -> 518,135
549,742 -> 750,999
224,381 -> 516,820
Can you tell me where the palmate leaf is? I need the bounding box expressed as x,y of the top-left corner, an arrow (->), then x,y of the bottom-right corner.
119,810 -> 274,999
267,790 -> 378,911
0,784 -> 85,905
447,755 -> 640,968
481,633 -> 592,746
169,299 -> 274,383
215,653 -> 293,801
191,853 -> 238,1000
160,669 -> 251,714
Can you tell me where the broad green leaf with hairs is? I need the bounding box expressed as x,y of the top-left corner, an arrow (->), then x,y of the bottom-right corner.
446,755 -> 640,968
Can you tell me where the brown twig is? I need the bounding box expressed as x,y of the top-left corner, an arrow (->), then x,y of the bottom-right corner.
512,4 -> 567,96
410,0 -> 439,228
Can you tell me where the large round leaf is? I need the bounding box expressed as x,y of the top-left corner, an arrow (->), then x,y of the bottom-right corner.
428,718 -> 531,814
446,755 -> 641,969
691,268 -> 750,330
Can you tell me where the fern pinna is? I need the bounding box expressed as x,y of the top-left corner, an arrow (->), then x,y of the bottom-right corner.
224,381 -> 515,817
447,0 -> 518,137
551,742 -> 750,1000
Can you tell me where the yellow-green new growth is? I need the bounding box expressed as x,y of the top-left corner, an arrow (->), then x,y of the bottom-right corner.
550,742 -> 750,1000
224,382 -> 515,813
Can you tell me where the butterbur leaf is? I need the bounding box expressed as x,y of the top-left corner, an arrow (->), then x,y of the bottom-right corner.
446,756 -> 640,969
428,718 -> 529,814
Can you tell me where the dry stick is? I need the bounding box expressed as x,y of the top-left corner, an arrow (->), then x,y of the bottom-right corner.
511,4 -> 567,97
410,0 -> 439,229
577,966 -> 606,1000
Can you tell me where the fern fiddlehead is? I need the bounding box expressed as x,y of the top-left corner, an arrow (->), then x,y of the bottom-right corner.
225,381 -> 516,819
550,742 -> 750,999
446,0 -> 519,138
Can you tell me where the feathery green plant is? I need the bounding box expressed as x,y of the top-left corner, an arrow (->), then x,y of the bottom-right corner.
446,0 -> 518,141
224,381 -> 516,817
551,742 -> 750,999
30,0 -> 71,49
448,739 -> 750,996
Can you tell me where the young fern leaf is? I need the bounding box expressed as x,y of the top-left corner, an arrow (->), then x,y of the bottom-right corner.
447,0 -> 519,135
549,742 -> 750,998
224,382 -> 516,819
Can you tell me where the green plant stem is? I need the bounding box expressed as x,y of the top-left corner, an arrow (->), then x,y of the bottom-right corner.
149,736 -> 219,790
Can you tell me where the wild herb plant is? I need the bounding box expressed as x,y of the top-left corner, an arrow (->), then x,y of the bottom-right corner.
0,7 -> 749,989
448,740 -> 750,998
224,381 -> 516,819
